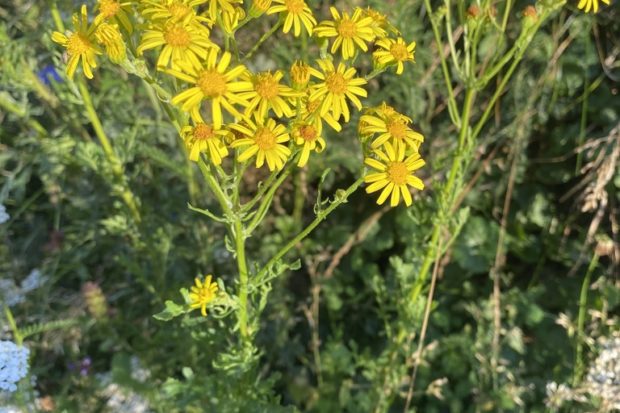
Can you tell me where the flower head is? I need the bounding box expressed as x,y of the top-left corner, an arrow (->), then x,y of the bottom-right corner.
315,7 -> 375,60
95,22 -> 126,63
238,70 -> 300,118
373,37 -> 416,75
230,116 -> 291,171
0,341 -> 30,392
137,19 -> 216,70
96,0 -> 133,33
308,59 -> 367,123
181,123 -> 229,163
221,6 -> 246,34
250,0 -> 273,17
141,0 -> 208,22
292,117 -> 325,167
363,7 -> 398,39
167,49 -> 253,128
51,5 -> 102,79
364,142 -> 425,207
360,104 -> 423,152
267,0 -> 317,37
577,0 -> 610,13
290,60 -> 310,89
189,275 -> 219,316
197,0 -> 243,20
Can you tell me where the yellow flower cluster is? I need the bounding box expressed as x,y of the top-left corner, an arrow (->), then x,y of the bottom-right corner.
360,103 -> 425,207
51,1 -> 424,206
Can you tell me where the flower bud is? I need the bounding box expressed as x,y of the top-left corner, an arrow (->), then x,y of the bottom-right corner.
290,60 -> 310,89
249,0 -> 272,17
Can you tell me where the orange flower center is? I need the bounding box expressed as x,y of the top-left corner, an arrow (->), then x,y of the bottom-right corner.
197,70 -> 228,97
254,127 -> 277,150
390,43 -> 410,61
325,72 -> 347,94
255,74 -> 279,99
388,161 -> 408,185
299,125 -> 317,142
387,120 -> 408,140
284,0 -> 305,13
67,33 -> 92,56
165,25 -> 191,47
193,124 -> 216,141
99,0 -> 121,18
337,19 -> 358,38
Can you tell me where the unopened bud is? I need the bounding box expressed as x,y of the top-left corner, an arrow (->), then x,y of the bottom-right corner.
290,60 -> 310,89
467,5 -> 480,17
249,0 -> 272,17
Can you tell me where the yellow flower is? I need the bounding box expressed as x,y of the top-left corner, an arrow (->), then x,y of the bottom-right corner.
290,60 -> 310,89
301,92 -> 342,132
363,7 -> 396,39
577,0 -> 610,12
267,0 -> 317,37
292,118 -> 325,167
141,0 -> 209,23
230,116 -> 291,171
364,142 -> 425,207
181,123 -> 229,164
249,0 -> 273,17
238,71 -> 300,118
51,5 -> 102,79
220,6 -> 246,35
189,275 -> 219,316
167,49 -> 253,128
95,22 -> 126,63
314,7 -> 374,60
137,19 -> 216,70
96,0 -> 133,33
308,59 -> 367,123
373,37 -> 416,75
360,106 -> 423,152
205,0 -> 243,20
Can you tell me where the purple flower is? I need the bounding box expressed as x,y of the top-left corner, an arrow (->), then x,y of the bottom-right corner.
37,65 -> 62,86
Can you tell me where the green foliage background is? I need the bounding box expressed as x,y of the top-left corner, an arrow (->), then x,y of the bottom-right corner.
1,0 -> 619,412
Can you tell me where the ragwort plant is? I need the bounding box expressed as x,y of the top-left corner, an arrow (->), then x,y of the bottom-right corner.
24,0 -> 613,410
50,0 -> 427,377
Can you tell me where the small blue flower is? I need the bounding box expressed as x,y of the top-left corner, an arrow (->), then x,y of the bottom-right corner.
37,65 -> 63,86
0,341 -> 30,392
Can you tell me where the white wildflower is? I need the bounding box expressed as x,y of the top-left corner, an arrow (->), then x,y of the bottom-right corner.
0,280 -> 25,307
0,341 -> 30,392
20,269 -> 47,293
585,337 -> 620,409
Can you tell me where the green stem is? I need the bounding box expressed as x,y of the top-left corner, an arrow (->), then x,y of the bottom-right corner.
4,306 -> 23,345
243,20 -> 283,62
573,252 -> 598,386
255,177 -> 364,284
234,218 -> 250,341
410,88 -> 475,302
423,0 -> 460,126
247,167 -> 292,233
77,79 -> 142,222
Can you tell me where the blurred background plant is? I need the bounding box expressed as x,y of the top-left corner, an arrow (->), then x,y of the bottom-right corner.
0,0 -> 618,412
